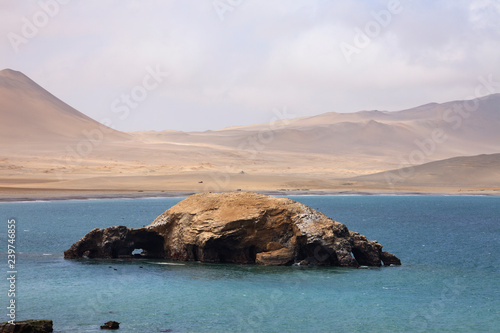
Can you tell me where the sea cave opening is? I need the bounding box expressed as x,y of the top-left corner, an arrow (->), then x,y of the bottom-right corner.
125,230 -> 165,258
132,248 -> 144,257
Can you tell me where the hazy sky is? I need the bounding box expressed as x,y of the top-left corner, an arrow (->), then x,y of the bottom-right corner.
1,0 -> 499,132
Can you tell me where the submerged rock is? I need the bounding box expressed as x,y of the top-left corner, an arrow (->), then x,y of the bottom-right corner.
65,192 -> 400,267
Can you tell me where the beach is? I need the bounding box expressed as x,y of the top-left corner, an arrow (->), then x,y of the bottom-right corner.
1,186 -> 499,202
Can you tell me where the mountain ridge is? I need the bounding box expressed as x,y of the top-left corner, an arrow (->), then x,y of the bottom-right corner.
0,68 -> 131,146
352,153 -> 500,188
0,69 -> 498,195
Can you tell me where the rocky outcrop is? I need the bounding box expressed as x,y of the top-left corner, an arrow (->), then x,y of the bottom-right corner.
64,226 -> 164,259
100,321 -> 120,330
65,192 -> 400,267
0,320 -> 53,333
381,251 -> 402,266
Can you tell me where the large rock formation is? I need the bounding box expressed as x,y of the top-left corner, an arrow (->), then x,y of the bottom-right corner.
65,192 -> 400,267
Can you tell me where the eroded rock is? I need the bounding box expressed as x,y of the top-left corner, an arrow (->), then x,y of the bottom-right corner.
64,226 -> 164,259
381,251 -> 402,266
65,192 -> 400,267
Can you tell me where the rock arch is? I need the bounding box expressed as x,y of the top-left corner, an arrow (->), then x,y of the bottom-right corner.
64,226 -> 165,259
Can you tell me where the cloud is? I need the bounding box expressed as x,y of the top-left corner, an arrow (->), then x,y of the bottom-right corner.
1,0 -> 499,131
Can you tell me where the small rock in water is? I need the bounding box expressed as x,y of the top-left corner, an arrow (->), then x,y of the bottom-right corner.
100,321 -> 120,330
0,319 -> 53,332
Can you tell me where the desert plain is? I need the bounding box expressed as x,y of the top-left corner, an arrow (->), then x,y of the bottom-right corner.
1,68 -> 499,201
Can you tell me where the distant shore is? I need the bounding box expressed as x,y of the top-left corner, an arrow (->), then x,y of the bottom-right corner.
0,187 -> 498,202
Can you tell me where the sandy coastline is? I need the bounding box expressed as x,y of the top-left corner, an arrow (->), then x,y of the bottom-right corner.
1,70 -> 499,204
1,187 -> 498,202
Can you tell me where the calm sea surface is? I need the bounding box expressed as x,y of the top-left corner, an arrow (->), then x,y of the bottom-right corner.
1,195 -> 499,332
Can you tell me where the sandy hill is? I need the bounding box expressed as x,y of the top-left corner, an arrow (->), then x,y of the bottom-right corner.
0,68 -> 498,197
352,153 -> 500,189
0,68 -> 130,149
134,94 -> 500,161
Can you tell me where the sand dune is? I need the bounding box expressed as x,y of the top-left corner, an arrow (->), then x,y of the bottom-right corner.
352,153 -> 500,190
134,94 -> 500,161
0,68 -> 499,198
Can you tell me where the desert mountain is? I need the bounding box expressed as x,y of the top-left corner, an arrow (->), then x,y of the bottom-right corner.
134,94 -> 500,161
352,153 -> 500,189
0,69 -> 498,196
0,69 -> 130,148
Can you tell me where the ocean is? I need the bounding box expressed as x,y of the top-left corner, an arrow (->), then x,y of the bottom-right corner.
1,195 -> 499,332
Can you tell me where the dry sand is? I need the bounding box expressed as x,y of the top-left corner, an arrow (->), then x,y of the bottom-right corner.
1,69 -> 499,201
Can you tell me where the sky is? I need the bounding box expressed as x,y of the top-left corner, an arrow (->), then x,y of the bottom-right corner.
1,0 -> 499,132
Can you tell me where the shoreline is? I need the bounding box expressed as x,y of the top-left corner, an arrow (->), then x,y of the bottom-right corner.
1,188 -> 499,203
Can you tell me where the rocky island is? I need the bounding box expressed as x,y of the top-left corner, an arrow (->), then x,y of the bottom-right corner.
64,192 -> 400,267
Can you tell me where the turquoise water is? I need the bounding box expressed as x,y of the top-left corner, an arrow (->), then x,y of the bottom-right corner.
1,195 -> 499,332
